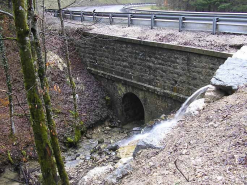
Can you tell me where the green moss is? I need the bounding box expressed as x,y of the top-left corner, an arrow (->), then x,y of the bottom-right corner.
7,151 -> 14,164
12,0 -> 58,183
117,83 -> 126,95
67,137 -> 74,143
52,108 -> 62,114
74,127 -> 81,143
21,150 -> 27,157
105,96 -> 111,106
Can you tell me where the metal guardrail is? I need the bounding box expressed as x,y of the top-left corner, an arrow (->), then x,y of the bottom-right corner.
50,9 -> 247,34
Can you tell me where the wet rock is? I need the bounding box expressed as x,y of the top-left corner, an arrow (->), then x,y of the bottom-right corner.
105,163 -> 133,184
205,85 -> 225,103
76,153 -> 80,158
118,144 -> 137,159
85,134 -> 92,139
98,138 -> 104,144
185,98 -> 205,115
132,127 -> 142,131
141,125 -> 154,134
115,157 -> 133,168
107,143 -> 119,151
105,127 -> 111,131
60,145 -> 68,152
79,165 -> 114,185
160,114 -> 167,120
133,137 -> 164,158
0,168 -> 5,174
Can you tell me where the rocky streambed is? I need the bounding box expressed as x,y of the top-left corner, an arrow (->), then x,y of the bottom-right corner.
0,119 -> 147,184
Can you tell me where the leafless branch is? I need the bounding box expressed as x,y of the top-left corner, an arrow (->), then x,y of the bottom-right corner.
174,159 -> 189,182
0,37 -> 17,41
0,89 -> 29,119
0,10 -> 14,18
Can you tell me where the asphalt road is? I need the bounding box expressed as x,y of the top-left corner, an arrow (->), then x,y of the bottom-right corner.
66,5 -> 125,12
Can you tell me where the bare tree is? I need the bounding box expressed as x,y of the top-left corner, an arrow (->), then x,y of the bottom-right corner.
0,29 -> 15,135
11,0 -> 58,184
57,0 -> 85,145
28,0 -> 69,184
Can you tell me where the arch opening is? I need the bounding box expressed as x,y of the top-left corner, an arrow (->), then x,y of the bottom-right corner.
122,93 -> 145,125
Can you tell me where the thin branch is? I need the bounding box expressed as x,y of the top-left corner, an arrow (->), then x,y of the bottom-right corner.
0,10 -> 14,18
174,159 -> 189,182
19,165 -> 29,185
3,177 -> 23,183
0,89 -> 29,119
0,37 -> 17,41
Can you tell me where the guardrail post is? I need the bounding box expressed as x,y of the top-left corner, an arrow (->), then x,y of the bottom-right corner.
212,17 -> 219,35
128,14 -> 132,27
151,14 -> 155,29
109,14 -> 113,25
54,10 -> 58,17
179,16 -> 184,32
81,11 -> 84,22
93,13 -> 96,21
62,10 -> 64,18
69,11 -> 73,20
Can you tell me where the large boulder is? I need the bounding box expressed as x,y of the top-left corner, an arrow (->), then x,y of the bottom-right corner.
79,165 -> 114,185
106,161 -> 133,184
211,46 -> 247,94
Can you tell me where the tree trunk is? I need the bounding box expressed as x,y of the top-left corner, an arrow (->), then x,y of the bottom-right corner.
29,1 -> 69,184
0,31 -> 15,135
57,0 -> 85,145
11,0 -> 58,184
42,0 -> 47,72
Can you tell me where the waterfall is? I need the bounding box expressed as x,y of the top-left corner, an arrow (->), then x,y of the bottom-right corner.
175,85 -> 211,119
119,85 -> 210,147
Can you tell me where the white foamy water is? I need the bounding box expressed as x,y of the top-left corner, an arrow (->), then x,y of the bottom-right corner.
119,85 -> 210,147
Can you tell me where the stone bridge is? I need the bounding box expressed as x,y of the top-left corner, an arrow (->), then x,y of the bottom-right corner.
74,33 -> 231,125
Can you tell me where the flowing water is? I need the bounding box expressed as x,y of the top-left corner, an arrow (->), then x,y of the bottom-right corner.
119,85 -> 211,147
175,85 -> 211,119
0,86 -> 210,182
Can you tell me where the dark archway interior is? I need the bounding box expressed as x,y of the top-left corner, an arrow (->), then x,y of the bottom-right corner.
122,93 -> 145,124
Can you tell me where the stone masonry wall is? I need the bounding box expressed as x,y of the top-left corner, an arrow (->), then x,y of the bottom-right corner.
75,33 -> 230,97
74,33 -> 231,123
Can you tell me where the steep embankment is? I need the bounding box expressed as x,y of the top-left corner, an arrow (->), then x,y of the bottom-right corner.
121,87 -> 247,184
0,13 -> 111,166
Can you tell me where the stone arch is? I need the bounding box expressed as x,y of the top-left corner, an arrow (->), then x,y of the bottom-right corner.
122,92 -> 145,124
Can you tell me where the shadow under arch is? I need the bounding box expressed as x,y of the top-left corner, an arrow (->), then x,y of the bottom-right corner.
122,92 -> 145,125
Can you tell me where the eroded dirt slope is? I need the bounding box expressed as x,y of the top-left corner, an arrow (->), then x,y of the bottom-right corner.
121,87 -> 247,184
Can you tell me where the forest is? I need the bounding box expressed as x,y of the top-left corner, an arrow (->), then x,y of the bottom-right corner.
157,0 -> 247,12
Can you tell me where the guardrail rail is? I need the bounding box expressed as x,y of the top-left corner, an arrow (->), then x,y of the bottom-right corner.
48,9 -> 247,34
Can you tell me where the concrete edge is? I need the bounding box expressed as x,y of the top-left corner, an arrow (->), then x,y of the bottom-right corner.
87,67 -> 188,102
82,32 -> 232,58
